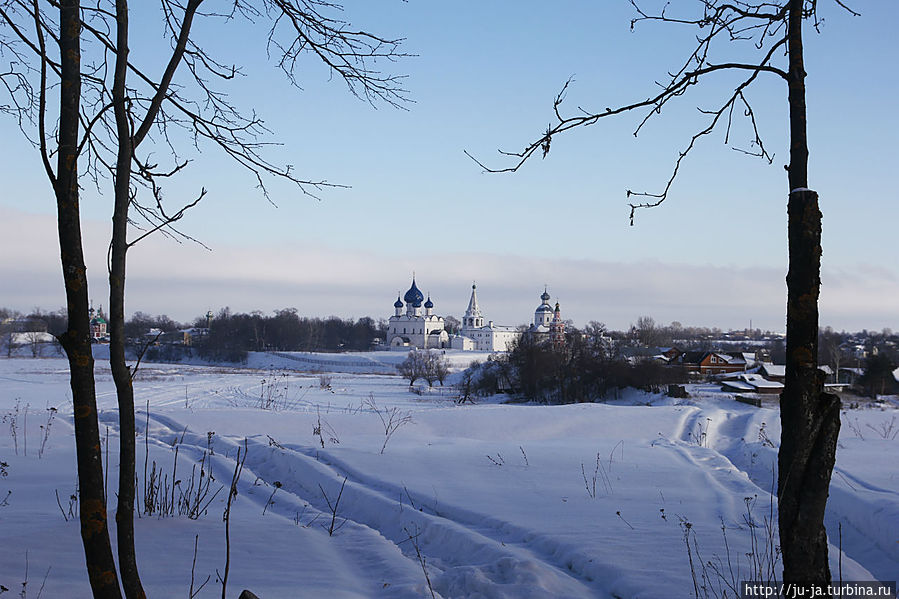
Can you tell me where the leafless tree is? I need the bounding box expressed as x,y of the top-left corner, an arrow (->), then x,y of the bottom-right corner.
634,315 -> 660,347
584,321 -> 608,341
818,327 -> 843,381
470,0 -> 852,584
422,349 -> 449,387
397,349 -> 427,386
430,351 -> 450,386
24,330 -> 44,357
457,367 -> 475,404
443,315 -> 461,335
1,2 -> 408,596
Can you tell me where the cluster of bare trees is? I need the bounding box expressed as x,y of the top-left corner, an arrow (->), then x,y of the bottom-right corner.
0,316 -> 62,357
626,316 -> 772,348
396,349 -> 450,388
499,332 -> 687,403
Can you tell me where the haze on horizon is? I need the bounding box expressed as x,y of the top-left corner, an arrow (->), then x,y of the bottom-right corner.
1,2 -> 896,334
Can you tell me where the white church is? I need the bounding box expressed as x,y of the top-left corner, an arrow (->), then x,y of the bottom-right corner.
386,278 -> 450,349
386,278 -> 565,352
450,284 -> 520,352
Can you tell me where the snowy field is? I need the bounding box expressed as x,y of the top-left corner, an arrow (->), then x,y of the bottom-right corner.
0,354 -> 896,598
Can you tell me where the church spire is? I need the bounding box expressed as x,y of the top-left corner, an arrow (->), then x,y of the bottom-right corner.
465,283 -> 481,317
463,283 -> 484,328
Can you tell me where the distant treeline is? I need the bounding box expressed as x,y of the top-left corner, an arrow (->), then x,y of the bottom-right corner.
0,306 -> 388,361
196,308 -> 386,361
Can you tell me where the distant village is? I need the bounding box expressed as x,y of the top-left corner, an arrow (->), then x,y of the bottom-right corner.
2,276 -> 898,400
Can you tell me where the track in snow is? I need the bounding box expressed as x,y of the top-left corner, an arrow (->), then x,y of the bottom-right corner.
129,410 -> 611,599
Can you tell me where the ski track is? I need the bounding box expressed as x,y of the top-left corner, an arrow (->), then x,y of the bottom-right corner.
118,410 -> 610,598
681,404 -> 899,582
653,407 -> 773,527
100,411 -> 427,597
833,464 -> 899,498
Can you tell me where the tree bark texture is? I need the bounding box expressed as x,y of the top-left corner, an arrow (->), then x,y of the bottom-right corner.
779,189 -> 840,583
110,1 -> 145,597
56,1 -> 122,596
778,1 -> 841,583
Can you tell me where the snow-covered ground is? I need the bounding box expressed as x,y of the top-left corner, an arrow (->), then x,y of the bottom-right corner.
85,345 -> 498,375
0,355 -> 896,598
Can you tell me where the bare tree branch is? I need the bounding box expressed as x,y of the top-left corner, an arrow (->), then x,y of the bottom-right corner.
467,0 -> 801,225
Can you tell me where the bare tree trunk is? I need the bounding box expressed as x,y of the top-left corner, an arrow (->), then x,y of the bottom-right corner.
56,1 -> 122,596
109,1 -> 145,597
778,0 -> 841,584
108,2 -> 202,592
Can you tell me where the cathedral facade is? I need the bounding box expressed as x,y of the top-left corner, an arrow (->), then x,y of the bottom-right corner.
386,278 -> 449,349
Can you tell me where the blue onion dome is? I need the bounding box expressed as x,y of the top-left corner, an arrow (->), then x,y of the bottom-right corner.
424,295 -> 434,309
403,278 -> 425,306
394,295 -> 403,309
540,288 -> 551,302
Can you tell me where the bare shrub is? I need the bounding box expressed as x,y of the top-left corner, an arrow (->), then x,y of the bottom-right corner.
179,450 -> 224,520
138,431 -> 223,519
220,440 -> 248,599
55,489 -> 78,522
258,372 -> 288,410
402,524 -> 436,599
689,418 -> 711,448
485,453 -> 505,467
226,372 -> 305,411
363,394 -> 413,454
262,481 -> 282,516
38,406 -> 57,459
2,399 -> 23,455
866,416 -> 898,440
319,477 -> 348,536
844,416 -> 865,440
680,494 -> 780,598
189,534 -> 211,599
312,407 -> 340,449
581,452 -> 613,499
0,460 -> 9,510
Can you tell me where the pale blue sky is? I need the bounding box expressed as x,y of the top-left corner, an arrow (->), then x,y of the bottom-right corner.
1,1 -> 897,331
